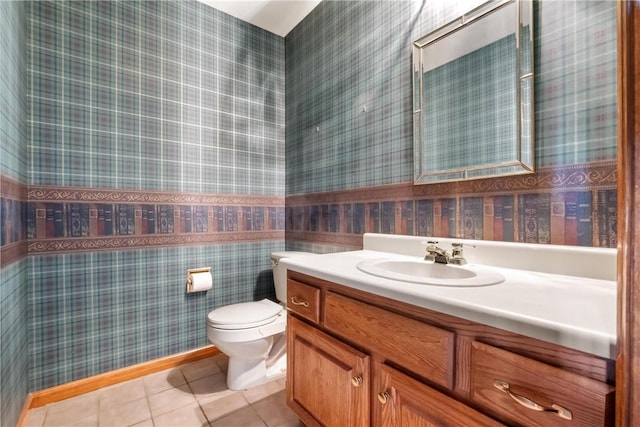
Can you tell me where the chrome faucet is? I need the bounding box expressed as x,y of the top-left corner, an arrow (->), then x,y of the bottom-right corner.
424,241 -> 467,265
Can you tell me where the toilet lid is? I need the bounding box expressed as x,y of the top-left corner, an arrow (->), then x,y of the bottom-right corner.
207,299 -> 283,330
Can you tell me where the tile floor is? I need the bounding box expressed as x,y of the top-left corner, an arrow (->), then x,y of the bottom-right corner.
24,354 -> 303,427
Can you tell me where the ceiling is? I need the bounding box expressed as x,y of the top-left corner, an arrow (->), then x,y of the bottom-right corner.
198,0 -> 322,37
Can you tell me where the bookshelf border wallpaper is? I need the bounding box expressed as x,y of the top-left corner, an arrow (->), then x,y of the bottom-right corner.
26,186 -> 285,254
285,161 -> 618,249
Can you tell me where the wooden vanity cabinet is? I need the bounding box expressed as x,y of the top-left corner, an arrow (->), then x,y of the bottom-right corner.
286,271 -> 615,427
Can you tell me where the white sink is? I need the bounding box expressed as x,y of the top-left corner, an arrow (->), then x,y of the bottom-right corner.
356,259 -> 505,287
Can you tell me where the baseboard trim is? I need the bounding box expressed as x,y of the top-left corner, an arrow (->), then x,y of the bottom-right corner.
25,345 -> 219,411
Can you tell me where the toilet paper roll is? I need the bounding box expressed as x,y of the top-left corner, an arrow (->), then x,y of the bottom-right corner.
188,271 -> 213,293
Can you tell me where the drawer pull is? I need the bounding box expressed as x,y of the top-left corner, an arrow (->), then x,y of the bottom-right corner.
493,380 -> 573,421
377,391 -> 390,404
351,375 -> 363,387
290,296 -> 309,307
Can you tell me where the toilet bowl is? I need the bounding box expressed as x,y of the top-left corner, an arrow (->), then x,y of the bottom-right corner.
206,251 -> 313,390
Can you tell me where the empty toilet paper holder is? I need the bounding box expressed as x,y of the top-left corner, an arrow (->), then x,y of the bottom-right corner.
187,267 -> 212,292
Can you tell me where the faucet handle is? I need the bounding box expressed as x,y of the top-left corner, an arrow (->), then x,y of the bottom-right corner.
422,240 -> 439,261
450,242 -> 466,265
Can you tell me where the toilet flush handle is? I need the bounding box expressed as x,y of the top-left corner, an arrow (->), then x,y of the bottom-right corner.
290,296 -> 309,307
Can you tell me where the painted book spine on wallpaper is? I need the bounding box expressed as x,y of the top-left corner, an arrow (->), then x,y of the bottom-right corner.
564,192 -> 579,245
321,205 -> 329,232
381,201 -> 395,234
493,196 -> 503,241
597,189 -> 617,247
416,199 -> 433,237
327,204 -> 338,232
550,193 -> 566,245
462,197 -> 483,240
502,196 -> 514,242
368,202 -> 380,233
342,204 -> 353,234
353,203 -> 365,234
577,191 -> 593,246
400,201 -> 415,235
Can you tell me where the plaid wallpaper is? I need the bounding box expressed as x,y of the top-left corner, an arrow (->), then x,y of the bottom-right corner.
285,0 -> 617,252
285,0 -> 617,194
0,2 -> 29,426
25,0 -> 287,391
29,0 -> 285,194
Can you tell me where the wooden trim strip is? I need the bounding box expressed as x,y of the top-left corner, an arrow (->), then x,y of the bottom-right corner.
26,345 -> 220,410
616,1 -> 639,425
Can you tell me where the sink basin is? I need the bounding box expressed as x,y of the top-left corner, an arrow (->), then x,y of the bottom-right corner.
356,259 -> 505,287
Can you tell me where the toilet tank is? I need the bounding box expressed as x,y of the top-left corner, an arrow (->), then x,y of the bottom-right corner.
271,251 -> 314,304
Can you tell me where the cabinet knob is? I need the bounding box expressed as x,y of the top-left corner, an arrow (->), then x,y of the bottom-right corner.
351,376 -> 363,387
290,296 -> 309,307
493,380 -> 573,420
377,391 -> 390,404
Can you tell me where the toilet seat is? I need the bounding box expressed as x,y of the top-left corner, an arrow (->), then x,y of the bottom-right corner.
207,299 -> 283,330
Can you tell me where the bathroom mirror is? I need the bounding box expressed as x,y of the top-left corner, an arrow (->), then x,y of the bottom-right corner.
413,0 -> 534,184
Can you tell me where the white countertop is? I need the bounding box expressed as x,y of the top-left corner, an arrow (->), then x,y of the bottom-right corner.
281,249 -> 617,359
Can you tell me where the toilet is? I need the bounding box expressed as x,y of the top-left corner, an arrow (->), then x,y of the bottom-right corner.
206,251 -> 313,390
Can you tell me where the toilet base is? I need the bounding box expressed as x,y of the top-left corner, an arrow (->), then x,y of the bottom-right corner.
226,352 -> 287,390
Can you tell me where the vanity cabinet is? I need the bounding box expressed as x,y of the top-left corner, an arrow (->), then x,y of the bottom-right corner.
286,271 -> 615,427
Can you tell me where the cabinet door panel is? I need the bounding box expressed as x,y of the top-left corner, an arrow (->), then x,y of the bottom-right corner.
287,315 -> 369,427
377,363 -> 504,427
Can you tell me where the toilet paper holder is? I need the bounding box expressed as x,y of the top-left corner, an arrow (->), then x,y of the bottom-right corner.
187,267 -> 212,292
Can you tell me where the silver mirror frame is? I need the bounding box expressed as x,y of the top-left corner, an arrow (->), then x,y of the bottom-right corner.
413,0 -> 534,184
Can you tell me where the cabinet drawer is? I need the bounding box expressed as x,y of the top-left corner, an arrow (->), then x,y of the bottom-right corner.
287,279 -> 321,324
470,341 -> 614,427
324,291 -> 454,389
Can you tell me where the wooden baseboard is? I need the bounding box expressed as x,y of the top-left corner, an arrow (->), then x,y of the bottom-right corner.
25,345 -> 219,411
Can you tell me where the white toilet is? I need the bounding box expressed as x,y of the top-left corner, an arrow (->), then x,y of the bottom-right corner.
206,251 -> 313,390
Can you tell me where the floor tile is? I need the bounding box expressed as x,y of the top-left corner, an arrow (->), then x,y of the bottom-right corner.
189,372 -> 235,402
200,393 -> 249,423
209,406 -> 266,427
251,390 -> 301,427
241,377 -> 286,404
98,396 -> 151,427
153,401 -> 210,427
212,354 -> 229,374
143,367 -> 187,396
24,355 -> 298,427
100,378 -> 146,406
180,357 -> 222,383
24,406 -> 46,427
43,392 -> 99,427
147,383 -> 197,418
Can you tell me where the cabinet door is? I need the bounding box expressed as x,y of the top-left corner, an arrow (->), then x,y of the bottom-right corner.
376,363 -> 504,427
287,314 -> 370,427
